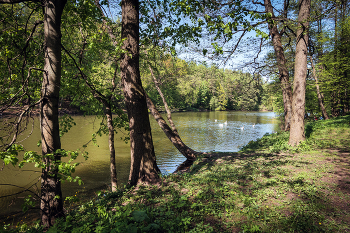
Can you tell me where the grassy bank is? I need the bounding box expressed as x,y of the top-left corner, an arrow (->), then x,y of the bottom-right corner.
1,116 -> 350,232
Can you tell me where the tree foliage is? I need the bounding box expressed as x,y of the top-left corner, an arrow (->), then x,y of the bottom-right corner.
142,54 -> 267,111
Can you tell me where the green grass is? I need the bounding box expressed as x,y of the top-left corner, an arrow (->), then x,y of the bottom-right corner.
1,115 -> 350,232
241,115 -> 350,154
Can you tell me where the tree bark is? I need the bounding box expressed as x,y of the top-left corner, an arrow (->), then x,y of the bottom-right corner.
148,66 -> 180,137
40,0 -> 66,227
146,93 -> 197,160
309,56 -> 329,120
121,0 -> 160,185
289,0 -> 310,146
105,104 -> 118,191
264,0 -> 293,131
90,0 -> 121,192
77,21 -> 119,191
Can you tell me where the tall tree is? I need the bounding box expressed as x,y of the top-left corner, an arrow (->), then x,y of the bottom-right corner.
121,0 -> 160,185
289,0 -> 311,146
318,0 -> 350,117
39,0 -> 67,227
309,56 -> 329,119
264,0 -> 293,131
0,0 -> 67,227
62,14 -> 127,192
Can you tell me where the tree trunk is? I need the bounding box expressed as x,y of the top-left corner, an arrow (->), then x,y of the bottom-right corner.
309,56 -> 329,120
289,0 -> 310,146
331,2 -> 340,117
264,0 -> 293,131
121,0 -> 160,185
146,93 -> 197,160
89,0 -> 121,191
105,104 -> 118,191
40,0 -> 66,227
148,66 -> 198,160
339,0 -> 349,115
331,92 -> 340,117
148,66 -> 180,137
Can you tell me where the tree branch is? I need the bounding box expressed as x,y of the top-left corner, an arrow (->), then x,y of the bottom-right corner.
0,183 -> 40,200
61,44 -> 109,107
5,97 -> 42,151
1,67 -> 45,113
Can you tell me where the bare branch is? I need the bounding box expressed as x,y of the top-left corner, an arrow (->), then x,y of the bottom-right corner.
253,37 -> 264,64
0,183 -> 40,200
252,0 -> 264,6
16,115 -> 35,144
5,97 -> 42,151
1,67 -> 46,113
61,44 -> 109,106
94,0 -> 118,46
23,20 -> 43,55
219,29 -> 247,66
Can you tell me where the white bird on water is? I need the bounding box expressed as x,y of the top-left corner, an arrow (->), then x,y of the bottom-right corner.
241,125 -> 244,130
224,121 -> 227,125
215,119 -> 217,122
252,123 -> 255,128
218,123 -> 224,128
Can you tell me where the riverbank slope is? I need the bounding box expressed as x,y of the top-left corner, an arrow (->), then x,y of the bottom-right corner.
2,115 -> 350,232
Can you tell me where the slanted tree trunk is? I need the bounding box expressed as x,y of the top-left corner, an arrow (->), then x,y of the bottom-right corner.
146,93 -> 197,160
264,0 -> 293,131
289,0 -> 311,146
148,66 -> 180,137
147,66 -> 198,160
309,56 -> 329,120
121,0 -> 160,185
40,0 -> 66,227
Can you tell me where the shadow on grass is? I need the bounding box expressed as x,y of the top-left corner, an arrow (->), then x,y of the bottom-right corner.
33,148 -> 350,233
176,151 -> 349,232
70,116 -> 350,233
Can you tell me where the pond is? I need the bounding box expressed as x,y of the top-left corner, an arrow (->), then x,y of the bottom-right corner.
0,111 -> 279,215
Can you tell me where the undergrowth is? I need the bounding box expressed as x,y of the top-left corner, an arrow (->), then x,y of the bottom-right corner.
241,115 -> 350,154
1,115 -> 350,232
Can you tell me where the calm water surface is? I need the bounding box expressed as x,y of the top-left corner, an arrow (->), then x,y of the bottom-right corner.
0,111 -> 278,214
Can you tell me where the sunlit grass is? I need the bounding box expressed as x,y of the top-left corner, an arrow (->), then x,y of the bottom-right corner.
1,115 -> 350,232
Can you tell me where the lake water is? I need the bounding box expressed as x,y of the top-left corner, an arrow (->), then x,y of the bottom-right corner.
0,111 -> 278,215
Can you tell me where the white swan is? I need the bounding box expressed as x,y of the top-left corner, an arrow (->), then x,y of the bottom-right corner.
252,123 -> 255,128
241,126 -> 244,130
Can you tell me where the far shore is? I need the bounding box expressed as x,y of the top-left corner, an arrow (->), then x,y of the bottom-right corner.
1,104 -> 274,119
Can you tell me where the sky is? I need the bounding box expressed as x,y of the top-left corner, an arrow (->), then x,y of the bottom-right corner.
102,0 -> 273,74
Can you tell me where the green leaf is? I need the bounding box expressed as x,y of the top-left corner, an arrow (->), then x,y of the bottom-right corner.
203,49 -> 208,56
132,210 -> 150,223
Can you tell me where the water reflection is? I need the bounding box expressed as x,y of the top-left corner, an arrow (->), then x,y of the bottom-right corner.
0,111 -> 278,215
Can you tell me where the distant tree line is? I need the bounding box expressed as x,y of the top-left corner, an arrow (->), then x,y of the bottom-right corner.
141,57 -> 272,112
